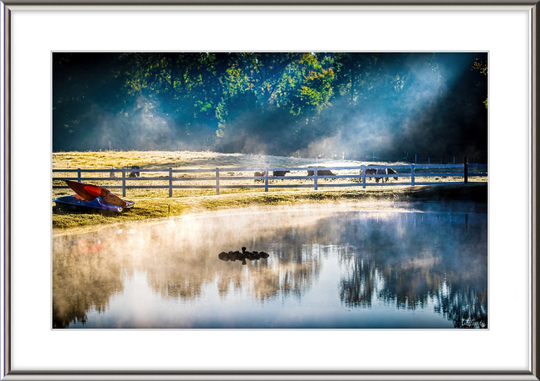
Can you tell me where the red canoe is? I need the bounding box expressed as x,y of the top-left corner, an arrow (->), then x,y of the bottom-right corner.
66,180 -> 131,208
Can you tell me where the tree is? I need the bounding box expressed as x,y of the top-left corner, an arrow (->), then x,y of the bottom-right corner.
472,58 -> 488,108
53,52 -> 488,161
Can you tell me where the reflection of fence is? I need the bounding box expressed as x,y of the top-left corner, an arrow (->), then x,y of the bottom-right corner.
53,162 -> 487,197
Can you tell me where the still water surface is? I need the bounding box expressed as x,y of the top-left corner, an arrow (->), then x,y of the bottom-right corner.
53,203 -> 487,329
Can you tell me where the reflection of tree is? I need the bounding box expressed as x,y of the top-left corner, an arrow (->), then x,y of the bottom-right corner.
53,212 -> 329,327
338,212 -> 487,327
53,235 -> 128,328
340,259 -> 377,308
53,209 -> 487,328
142,223 -> 324,303
435,287 -> 487,328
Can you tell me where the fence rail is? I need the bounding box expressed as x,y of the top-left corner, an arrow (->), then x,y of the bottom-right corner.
53,163 -> 487,197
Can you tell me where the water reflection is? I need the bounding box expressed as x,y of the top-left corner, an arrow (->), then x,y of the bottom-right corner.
53,234 -> 127,328
337,213 -> 487,328
53,204 -> 487,328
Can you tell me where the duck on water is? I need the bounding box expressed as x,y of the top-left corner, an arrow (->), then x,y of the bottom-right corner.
218,247 -> 270,265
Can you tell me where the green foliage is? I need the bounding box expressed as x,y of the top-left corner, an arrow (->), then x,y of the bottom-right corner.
472,58 -> 488,108
53,53 -> 488,158
472,59 -> 488,76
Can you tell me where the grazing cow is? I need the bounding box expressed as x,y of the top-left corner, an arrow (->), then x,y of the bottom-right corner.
318,169 -> 335,176
362,166 -> 399,183
307,168 -> 336,176
272,170 -> 290,177
386,168 -> 398,182
253,171 -> 266,182
129,165 -> 140,178
362,167 -> 379,182
375,168 -> 386,183
362,166 -> 385,183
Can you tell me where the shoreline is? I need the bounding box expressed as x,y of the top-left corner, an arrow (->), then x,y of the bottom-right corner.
53,183 -> 487,236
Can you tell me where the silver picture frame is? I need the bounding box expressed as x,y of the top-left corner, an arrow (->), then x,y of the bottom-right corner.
3,1 -> 538,380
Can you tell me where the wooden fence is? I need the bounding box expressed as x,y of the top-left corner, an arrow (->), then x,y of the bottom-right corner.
53,163 -> 487,197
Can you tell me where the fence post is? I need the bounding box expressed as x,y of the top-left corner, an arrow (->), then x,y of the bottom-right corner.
77,168 -> 81,182
362,165 -> 366,189
122,168 -> 126,197
314,166 -> 318,191
264,168 -> 268,192
411,164 -> 415,186
169,168 -> 173,197
216,167 -> 220,195
464,157 -> 468,184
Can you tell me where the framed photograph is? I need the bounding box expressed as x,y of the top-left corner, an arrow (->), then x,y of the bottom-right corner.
3,1 -> 538,380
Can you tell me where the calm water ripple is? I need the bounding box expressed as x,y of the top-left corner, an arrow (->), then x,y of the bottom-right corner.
53,203 -> 487,329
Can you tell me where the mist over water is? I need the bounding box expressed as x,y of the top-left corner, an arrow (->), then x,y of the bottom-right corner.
53,203 -> 487,329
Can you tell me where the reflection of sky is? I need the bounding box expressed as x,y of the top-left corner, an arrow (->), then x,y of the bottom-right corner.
59,204 -> 486,329
72,262 -> 454,329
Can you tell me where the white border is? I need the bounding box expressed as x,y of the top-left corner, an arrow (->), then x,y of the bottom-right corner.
1,2 -> 6,380
8,6 -> 532,372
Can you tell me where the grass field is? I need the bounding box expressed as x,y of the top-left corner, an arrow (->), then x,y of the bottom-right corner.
52,150 -> 487,232
53,150 -> 486,198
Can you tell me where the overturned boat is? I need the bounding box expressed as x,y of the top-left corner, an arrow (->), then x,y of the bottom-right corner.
54,180 -> 134,214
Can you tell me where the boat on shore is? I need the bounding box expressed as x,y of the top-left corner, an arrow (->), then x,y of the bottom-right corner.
54,181 -> 135,214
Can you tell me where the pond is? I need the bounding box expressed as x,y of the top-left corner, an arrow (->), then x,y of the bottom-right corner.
52,202 -> 487,329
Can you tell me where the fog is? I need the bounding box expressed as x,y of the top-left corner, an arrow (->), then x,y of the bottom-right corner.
53,53 -> 487,161
53,203 -> 487,328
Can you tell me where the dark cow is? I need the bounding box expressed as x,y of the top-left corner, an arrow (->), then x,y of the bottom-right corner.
272,170 -> 290,177
386,168 -> 398,182
362,168 -> 377,177
362,166 -> 385,183
375,168 -> 386,183
307,167 -> 336,176
361,166 -> 399,183
128,165 -> 140,178
361,166 -> 380,182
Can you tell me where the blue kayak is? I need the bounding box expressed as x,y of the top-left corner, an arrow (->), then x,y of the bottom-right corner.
54,195 -> 135,213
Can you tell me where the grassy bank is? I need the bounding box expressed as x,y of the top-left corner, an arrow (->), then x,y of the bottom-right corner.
53,183 -> 487,233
